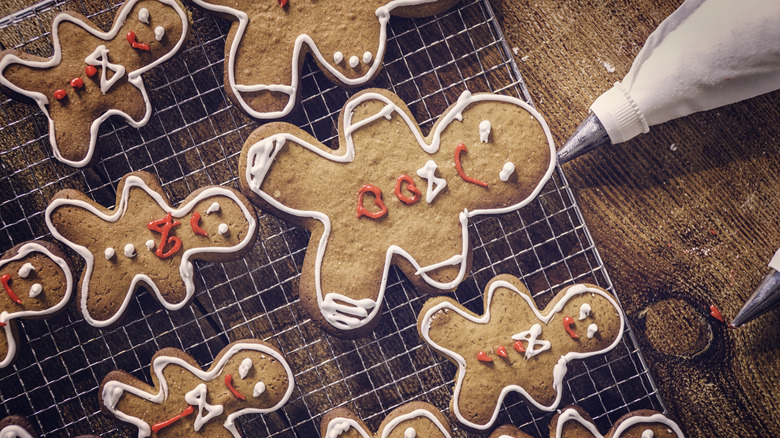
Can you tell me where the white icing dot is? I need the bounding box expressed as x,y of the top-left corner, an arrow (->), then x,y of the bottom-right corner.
29,283 -> 42,298
499,162 -> 515,182
253,381 -> 266,397
362,51 -> 373,63
18,262 -> 35,278
333,51 -> 344,64
146,239 -> 155,251
124,244 -> 136,258
206,201 -> 221,214
239,357 -> 253,379
218,223 -> 229,236
479,120 -> 491,143
138,7 -> 150,24
349,56 -> 359,68
587,323 -> 598,339
154,26 -> 165,41
579,303 -> 591,320
641,430 -> 655,438
104,247 -> 115,260
404,427 -> 416,438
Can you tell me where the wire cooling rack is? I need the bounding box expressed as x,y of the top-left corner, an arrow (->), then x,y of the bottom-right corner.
0,0 -> 667,436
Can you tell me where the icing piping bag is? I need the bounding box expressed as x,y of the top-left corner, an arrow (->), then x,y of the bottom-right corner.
557,0 -> 780,164
731,248 -> 780,328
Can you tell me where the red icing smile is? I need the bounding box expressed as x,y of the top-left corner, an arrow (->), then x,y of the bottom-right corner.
126,31 -> 150,51
1,274 -> 22,305
454,143 -> 488,188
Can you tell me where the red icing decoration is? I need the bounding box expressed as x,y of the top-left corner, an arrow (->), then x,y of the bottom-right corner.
85,65 -> 97,77
513,340 -> 525,353
278,0 -> 288,6
394,174 -> 421,205
454,143 -> 488,188
225,374 -> 246,400
70,77 -> 84,89
147,212 -> 183,259
190,211 -> 208,237
151,405 -> 194,433
0,322 -> 5,326
1,274 -> 22,305
126,31 -> 150,51
563,315 -> 579,339
710,304 -> 725,323
356,184 -> 387,219
496,345 -> 508,358
476,351 -> 492,362
53,89 -> 67,100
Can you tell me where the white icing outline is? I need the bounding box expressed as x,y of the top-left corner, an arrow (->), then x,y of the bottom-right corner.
419,283 -> 625,430
188,0 -> 441,119
101,342 -> 294,438
0,425 -> 34,438
554,408 -> 685,438
244,90 -> 556,332
45,175 -> 257,328
324,408 -> 451,438
0,242 -> 73,369
0,0 -> 189,167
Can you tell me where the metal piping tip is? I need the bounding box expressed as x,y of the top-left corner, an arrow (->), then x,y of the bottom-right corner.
731,269 -> 780,327
557,112 -> 611,164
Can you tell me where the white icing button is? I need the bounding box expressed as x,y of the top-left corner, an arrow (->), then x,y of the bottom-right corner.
579,303 -> 592,320
499,162 -> 515,182
404,427 -> 416,438
145,239 -> 155,251
362,51 -> 373,63
154,26 -> 165,41
333,51 -> 344,64
104,247 -> 115,260
138,7 -> 149,24
206,201 -> 220,214
29,283 -> 42,298
479,120 -> 491,143
253,381 -> 266,397
239,357 -> 253,379
587,323 -> 598,339
18,262 -> 35,278
218,223 -> 229,236
124,244 -> 136,258
349,56 -> 359,68
641,430 -> 655,438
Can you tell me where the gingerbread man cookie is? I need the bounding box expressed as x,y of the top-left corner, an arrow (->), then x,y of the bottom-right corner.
0,415 -> 98,438
45,171 -> 257,327
100,340 -> 294,438
549,406 -> 684,438
0,0 -> 189,167
240,88 -> 555,337
0,241 -> 73,369
321,401 -> 452,438
417,274 -> 625,431
189,0 -> 458,119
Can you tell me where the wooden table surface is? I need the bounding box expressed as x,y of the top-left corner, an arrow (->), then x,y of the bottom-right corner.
491,0 -> 780,436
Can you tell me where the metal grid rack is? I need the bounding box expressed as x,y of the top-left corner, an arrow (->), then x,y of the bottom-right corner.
0,0 -> 666,436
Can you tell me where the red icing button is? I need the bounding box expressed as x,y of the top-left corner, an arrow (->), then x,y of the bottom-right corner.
151,405 -> 194,433
53,89 -> 67,100
394,174 -> 421,205
85,65 -> 97,77
70,77 -> 84,89
225,374 -> 246,400
563,315 -> 579,339
709,304 -> 725,323
513,340 -> 525,353
126,31 -> 150,51
496,345 -> 508,358
476,351 -> 492,362
1,274 -> 22,304
190,211 -> 208,237
356,184 -> 387,219
454,143 -> 488,188
148,212 -> 183,259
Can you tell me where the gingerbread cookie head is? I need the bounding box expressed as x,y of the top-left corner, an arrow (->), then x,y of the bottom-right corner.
240,88 -> 555,337
489,424 -> 534,438
0,241 -> 73,369
417,275 -> 625,431
549,406 -> 684,438
321,401 -> 452,438
0,0 -> 189,167
45,171 -> 257,327
100,340 -> 294,438
189,0 -> 458,119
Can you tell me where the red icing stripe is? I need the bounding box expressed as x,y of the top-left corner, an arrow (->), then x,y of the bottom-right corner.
476,351 -> 492,362
225,374 -> 246,400
563,315 -> 579,339
454,143 -> 488,188
190,212 -> 208,237
151,405 -> 194,433
1,274 -> 22,304
709,304 -> 725,323
126,31 -> 150,51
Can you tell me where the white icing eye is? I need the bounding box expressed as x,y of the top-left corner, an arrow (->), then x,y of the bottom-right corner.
579,303 -> 591,320
29,283 -> 42,298
206,201 -> 221,214
362,51 -> 373,63
124,244 -> 136,258
641,429 -> 655,438
105,247 -> 115,260
239,357 -> 253,379
218,223 -> 229,236
404,427 -> 416,438
499,162 -> 515,182
349,56 -> 359,68
333,51 -> 344,64
253,381 -> 266,397
18,262 -> 35,278
479,120 -> 491,143
146,240 -> 155,251
587,323 -> 598,339
138,7 -> 150,24
154,26 -> 165,41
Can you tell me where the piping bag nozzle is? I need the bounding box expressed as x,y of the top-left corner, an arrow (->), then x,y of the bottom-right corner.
732,248 -> 780,327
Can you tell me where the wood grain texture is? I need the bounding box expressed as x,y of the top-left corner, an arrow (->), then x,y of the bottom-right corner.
490,0 -> 780,437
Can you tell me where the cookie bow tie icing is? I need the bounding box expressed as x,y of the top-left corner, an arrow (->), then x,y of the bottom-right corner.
239,88 -> 555,337
321,402 -> 452,438
45,171 -> 257,327
0,241 -> 73,369
100,340 -> 294,438
417,275 -> 625,431
0,415 -> 98,438
0,0 -> 189,167
188,0 -> 457,119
